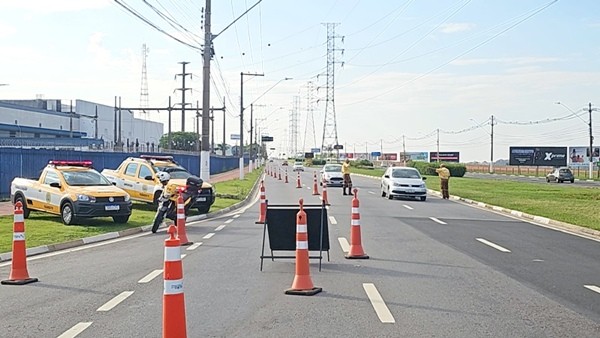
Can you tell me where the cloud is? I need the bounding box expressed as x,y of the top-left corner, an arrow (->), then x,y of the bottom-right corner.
451,57 -> 561,66
0,22 -> 17,38
439,22 -> 476,34
3,0 -> 110,12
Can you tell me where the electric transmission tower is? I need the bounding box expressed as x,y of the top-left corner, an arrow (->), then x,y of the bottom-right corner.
303,81 -> 317,153
289,95 -> 300,157
139,44 -> 150,117
320,23 -> 344,159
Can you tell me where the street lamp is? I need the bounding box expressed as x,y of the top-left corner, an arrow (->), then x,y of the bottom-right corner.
555,101 -> 598,179
469,116 -> 495,174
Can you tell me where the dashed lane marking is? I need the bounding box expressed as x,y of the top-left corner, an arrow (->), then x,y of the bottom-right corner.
57,322 -> 93,338
338,237 -> 350,253
181,254 -> 187,259
584,285 -> 600,294
476,238 -> 511,253
233,215 -> 240,219
187,242 -> 203,250
203,233 -> 215,239
368,191 -> 375,195
429,217 -> 446,225
138,269 -> 163,284
403,205 -> 413,210
97,291 -> 134,312
224,219 -> 233,224
215,224 -> 226,231
363,283 -> 396,324
329,216 -> 338,225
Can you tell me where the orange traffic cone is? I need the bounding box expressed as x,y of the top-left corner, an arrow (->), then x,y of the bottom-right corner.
285,169 -> 289,183
1,201 -> 38,285
296,172 -> 302,189
285,198 -> 322,296
278,168 -> 282,180
176,191 -> 192,246
163,225 -> 187,338
346,188 -> 369,259
321,177 -> 329,205
312,172 -> 320,195
256,180 -> 267,224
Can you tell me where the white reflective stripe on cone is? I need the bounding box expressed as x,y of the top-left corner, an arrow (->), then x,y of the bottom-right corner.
177,213 -> 185,219
352,207 -> 359,213
13,232 -> 25,241
164,246 -> 181,262
297,224 -> 307,233
178,205 -> 184,210
351,219 -> 360,226
14,214 -> 24,222
164,279 -> 184,295
296,241 -> 308,250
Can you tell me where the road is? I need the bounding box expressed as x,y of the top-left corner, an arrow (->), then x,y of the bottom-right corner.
0,165 -> 599,337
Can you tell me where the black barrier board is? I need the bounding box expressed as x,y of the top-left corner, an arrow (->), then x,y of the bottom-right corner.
509,146 -> 567,166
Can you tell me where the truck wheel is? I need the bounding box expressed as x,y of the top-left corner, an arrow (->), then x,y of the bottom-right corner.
197,206 -> 210,214
14,195 -> 30,219
61,202 -> 78,225
112,215 -> 130,224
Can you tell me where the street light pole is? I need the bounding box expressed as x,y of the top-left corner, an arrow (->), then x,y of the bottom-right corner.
240,72 -> 264,179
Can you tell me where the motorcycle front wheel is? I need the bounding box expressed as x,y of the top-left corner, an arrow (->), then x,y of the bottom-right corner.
152,208 -> 167,233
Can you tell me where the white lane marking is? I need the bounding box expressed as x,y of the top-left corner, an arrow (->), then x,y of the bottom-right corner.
215,224 -> 226,231
368,191 -> 375,195
138,269 -> 163,284
97,291 -> 134,312
338,237 -> 350,253
362,283 -> 395,324
584,285 -> 600,294
233,215 -> 240,219
329,216 -> 338,225
187,242 -> 203,251
181,254 -> 187,260
476,238 -> 511,253
57,322 -> 93,338
403,205 -> 413,210
203,233 -> 215,239
307,187 -> 311,190
224,219 -> 233,224
429,217 -> 446,225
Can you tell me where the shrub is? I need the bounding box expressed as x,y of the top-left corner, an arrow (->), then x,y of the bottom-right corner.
412,162 -> 466,177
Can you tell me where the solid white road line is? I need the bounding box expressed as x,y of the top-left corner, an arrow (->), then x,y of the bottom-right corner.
187,242 -> 203,250
362,283 -> 395,324
233,214 -> 240,219
181,254 -> 187,259
97,291 -> 134,312
57,322 -> 93,338
584,285 -> 600,294
138,269 -> 163,284
476,238 -> 511,253
368,191 -> 375,195
403,205 -> 413,210
203,233 -> 215,239
429,217 -> 447,225
224,219 -> 233,224
337,237 -> 350,253
215,224 -> 226,231
329,216 -> 338,225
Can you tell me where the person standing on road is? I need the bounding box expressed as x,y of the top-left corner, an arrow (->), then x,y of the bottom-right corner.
342,159 -> 352,196
435,163 -> 451,199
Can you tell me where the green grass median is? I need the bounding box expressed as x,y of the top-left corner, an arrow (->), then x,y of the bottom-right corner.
0,169 -> 263,253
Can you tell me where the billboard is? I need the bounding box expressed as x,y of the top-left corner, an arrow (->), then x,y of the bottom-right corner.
509,146 -> 567,166
430,151 -> 460,163
381,153 -> 397,160
230,134 -> 240,140
261,136 -> 274,142
569,146 -> 600,164
400,152 -> 428,162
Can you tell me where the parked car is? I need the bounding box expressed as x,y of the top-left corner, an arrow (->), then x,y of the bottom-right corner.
546,167 -> 575,183
381,166 -> 427,201
293,161 -> 304,172
320,164 -> 344,187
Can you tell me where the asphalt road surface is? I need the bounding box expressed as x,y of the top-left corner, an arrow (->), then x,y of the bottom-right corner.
0,166 -> 598,337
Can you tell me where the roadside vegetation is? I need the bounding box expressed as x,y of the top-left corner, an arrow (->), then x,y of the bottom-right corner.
0,169 -> 263,253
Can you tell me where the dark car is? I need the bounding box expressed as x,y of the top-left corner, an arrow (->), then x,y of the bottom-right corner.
546,167 -> 575,183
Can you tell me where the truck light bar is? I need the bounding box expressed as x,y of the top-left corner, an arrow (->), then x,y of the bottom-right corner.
140,155 -> 174,161
48,160 -> 93,167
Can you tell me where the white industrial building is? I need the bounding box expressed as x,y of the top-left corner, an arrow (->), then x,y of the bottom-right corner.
0,99 -> 163,150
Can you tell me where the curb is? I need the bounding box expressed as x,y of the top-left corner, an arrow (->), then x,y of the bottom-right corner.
0,171 -> 264,263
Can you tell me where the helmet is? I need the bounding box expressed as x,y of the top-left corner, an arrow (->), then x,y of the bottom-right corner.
156,171 -> 171,184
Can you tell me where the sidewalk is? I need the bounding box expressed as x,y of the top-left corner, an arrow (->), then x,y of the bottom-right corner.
0,166 -> 251,216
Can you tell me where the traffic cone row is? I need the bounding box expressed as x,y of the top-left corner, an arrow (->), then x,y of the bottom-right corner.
285,198 -> 322,296
163,225 -> 187,337
2,201 -> 38,285
346,188 -> 369,259
256,180 -> 267,224
176,191 -> 192,246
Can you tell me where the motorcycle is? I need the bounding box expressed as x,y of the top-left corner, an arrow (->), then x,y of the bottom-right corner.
152,176 -> 203,233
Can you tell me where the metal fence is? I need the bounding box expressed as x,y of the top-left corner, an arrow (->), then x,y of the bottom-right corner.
0,148 -> 246,199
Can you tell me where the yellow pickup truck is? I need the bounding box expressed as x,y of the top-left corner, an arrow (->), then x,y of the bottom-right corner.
10,160 -> 132,225
101,155 -> 215,214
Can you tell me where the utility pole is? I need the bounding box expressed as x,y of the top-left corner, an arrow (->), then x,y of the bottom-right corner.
402,135 -> 406,166
175,61 -> 192,132
240,72 -> 264,179
167,96 -> 172,149
490,115 -> 495,174
436,128 -> 440,163
589,102 -> 595,179
140,44 -> 150,111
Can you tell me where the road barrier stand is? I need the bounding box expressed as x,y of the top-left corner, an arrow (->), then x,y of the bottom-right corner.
285,199 -> 322,296
296,172 -> 302,189
176,191 -> 192,246
321,177 -> 329,205
256,180 -> 267,224
1,201 -> 38,285
312,172 -> 320,196
346,188 -> 369,259
163,225 -> 187,338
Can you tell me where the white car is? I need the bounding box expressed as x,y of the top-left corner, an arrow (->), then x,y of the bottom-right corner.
292,162 -> 304,171
381,166 -> 427,201
320,164 -> 344,187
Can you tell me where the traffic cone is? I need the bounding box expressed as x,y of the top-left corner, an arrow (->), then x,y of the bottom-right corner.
163,225 -> 187,338
285,169 -> 289,183
312,172 -> 320,195
296,172 -> 302,189
285,198 -> 322,296
255,180 -> 267,224
278,169 -> 282,180
176,191 -> 192,246
1,201 -> 38,285
346,188 -> 369,259
321,177 -> 329,205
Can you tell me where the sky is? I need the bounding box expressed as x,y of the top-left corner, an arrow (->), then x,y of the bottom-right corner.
1,0 -> 600,162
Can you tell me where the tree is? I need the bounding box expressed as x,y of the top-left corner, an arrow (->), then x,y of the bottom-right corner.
159,132 -> 199,151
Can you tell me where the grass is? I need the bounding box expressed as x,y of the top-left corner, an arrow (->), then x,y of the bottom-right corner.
0,168 -> 263,253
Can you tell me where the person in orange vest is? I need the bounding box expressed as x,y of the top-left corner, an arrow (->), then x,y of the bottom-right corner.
435,163 -> 451,199
342,159 -> 352,196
